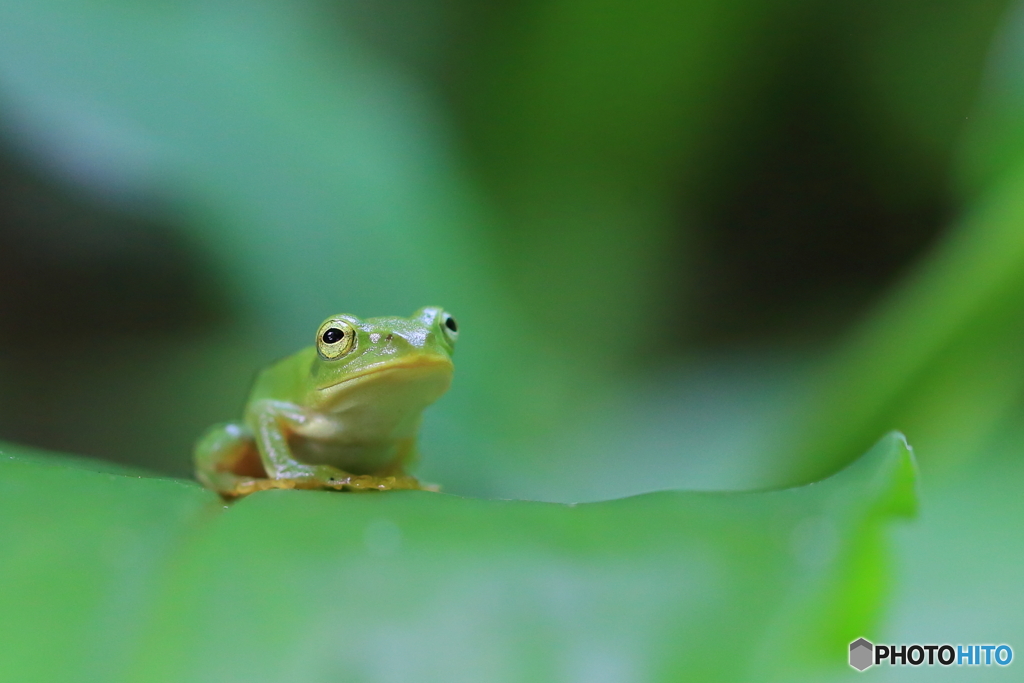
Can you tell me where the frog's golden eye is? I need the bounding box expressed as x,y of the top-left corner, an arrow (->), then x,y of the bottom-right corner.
316,318 -> 356,360
440,312 -> 458,344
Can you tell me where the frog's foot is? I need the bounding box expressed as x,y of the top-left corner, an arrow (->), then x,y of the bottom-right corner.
319,472 -> 439,492
206,476 -> 295,497
213,460 -> 436,496
212,473 -> 439,497
269,464 -> 438,493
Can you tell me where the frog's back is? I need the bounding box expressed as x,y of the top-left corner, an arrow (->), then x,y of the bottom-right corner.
247,346 -> 318,405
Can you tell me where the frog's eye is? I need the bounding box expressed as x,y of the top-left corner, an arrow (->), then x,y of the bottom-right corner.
441,312 -> 458,344
316,318 -> 357,360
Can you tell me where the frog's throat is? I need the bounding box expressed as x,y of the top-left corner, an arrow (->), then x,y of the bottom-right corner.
316,355 -> 453,393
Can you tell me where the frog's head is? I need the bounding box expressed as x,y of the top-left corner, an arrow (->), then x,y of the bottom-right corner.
309,306 -> 456,408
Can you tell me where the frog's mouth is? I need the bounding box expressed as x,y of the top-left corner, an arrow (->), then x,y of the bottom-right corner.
317,355 -> 454,393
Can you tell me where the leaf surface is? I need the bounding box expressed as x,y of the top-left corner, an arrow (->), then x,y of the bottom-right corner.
0,434 -> 915,682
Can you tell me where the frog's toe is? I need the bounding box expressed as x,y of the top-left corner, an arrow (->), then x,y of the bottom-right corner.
324,473 -> 435,492
231,477 -> 298,496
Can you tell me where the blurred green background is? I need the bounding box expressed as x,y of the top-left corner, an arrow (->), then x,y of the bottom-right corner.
2,0 -> 1024,679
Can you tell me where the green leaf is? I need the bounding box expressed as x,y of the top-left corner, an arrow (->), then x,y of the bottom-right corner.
0,443 -> 219,683
0,434 -> 915,682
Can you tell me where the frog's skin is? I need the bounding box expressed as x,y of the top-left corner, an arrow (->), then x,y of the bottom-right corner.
194,307 -> 457,497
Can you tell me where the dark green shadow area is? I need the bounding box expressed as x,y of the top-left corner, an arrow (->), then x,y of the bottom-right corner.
0,434 -> 915,683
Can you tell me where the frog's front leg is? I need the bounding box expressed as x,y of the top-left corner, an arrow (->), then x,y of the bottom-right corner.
249,400 -> 429,493
247,400 -> 351,487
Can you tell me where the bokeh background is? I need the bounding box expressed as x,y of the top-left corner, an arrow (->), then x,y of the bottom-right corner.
2,0 -> 1024,677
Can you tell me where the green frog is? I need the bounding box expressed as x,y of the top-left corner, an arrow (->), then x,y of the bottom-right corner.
194,307 -> 457,497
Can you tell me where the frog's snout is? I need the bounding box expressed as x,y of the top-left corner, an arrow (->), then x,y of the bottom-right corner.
368,329 -> 425,354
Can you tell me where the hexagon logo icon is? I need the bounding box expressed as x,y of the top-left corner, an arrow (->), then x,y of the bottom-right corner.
849,638 -> 874,671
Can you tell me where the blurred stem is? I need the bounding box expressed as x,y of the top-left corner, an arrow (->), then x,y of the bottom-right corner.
768,162 -> 1024,485
452,0 -> 800,382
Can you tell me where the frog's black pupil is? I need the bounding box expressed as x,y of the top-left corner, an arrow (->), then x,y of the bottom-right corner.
322,328 -> 344,344
445,316 -> 458,333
